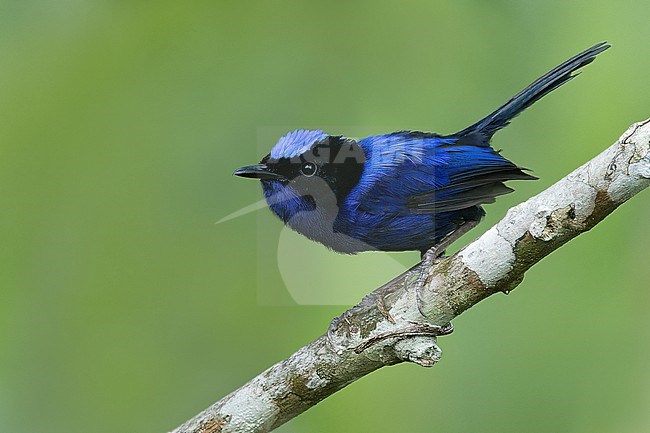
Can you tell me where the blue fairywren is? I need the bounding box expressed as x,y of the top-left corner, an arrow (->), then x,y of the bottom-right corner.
234,43 -> 609,260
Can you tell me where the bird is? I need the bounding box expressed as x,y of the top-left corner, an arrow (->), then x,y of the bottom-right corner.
234,42 -> 610,261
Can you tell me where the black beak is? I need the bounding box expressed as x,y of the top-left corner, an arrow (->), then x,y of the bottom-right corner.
233,164 -> 285,181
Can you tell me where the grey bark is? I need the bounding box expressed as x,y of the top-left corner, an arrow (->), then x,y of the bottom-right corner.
170,119 -> 650,433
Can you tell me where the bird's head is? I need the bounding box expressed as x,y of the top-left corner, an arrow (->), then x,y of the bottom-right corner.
234,129 -> 366,225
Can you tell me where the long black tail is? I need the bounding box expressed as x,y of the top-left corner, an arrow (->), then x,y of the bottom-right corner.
455,42 -> 610,141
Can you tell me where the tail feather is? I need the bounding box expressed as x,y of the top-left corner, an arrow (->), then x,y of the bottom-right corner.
454,42 -> 610,141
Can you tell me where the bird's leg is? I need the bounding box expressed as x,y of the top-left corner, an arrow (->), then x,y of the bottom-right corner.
413,246 -> 446,317
414,219 -> 480,318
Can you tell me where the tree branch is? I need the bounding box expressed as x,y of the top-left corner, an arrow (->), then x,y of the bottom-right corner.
170,119 -> 650,433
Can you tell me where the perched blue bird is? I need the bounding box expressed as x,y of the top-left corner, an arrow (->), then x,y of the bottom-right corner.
234,43 -> 609,258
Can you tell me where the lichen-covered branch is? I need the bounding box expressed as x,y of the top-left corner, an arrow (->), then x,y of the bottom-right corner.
170,119 -> 650,433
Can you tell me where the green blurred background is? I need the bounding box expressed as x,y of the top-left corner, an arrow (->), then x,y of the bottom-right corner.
2,1 -> 649,432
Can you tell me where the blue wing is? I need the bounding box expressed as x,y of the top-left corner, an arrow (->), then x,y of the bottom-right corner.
347,131 -> 535,216
333,131 -> 536,251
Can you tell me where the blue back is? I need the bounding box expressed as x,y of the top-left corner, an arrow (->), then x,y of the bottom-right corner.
333,132 -> 528,252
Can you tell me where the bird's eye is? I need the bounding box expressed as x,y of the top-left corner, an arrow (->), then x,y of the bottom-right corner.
300,162 -> 317,177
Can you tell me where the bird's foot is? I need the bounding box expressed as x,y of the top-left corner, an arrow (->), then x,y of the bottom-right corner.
414,246 -> 445,317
